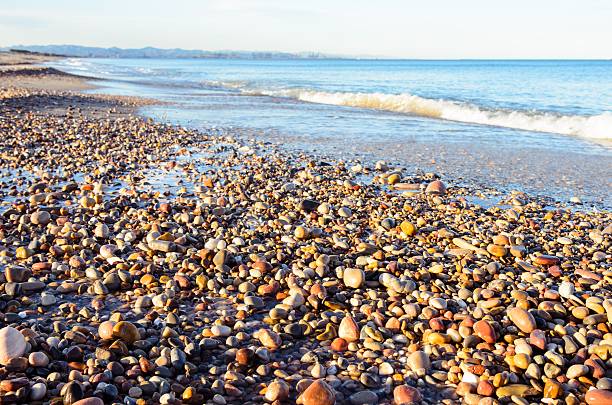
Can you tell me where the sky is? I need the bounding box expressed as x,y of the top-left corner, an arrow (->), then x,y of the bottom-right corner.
1,0 -> 611,59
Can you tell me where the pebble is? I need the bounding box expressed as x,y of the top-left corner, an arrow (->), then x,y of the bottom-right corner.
211,325 -> 232,337
425,180 -> 447,194
473,320 -> 496,343
28,351 -> 49,367
343,268 -> 365,288
30,382 -> 47,400
393,385 -> 422,404
338,315 -> 360,342
585,389 -> 612,404
0,327 -> 26,365
72,399 -> 104,405
30,210 -> 51,225
298,379 -> 335,405
112,321 -> 140,344
265,380 -> 290,402
0,81 -> 609,405
508,307 -> 537,334
254,329 -> 282,349
349,390 -> 378,405
407,350 -> 430,373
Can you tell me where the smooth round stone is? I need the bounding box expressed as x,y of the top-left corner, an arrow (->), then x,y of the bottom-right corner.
572,306 -> 590,319
343,268 -> 365,289
566,364 -> 589,379
112,321 -> 140,344
525,363 -> 541,380
244,296 -> 264,308
596,378 -> 612,390
543,380 -> 562,399
349,390 -> 378,405
379,362 -> 394,375
128,387 -> 142,398
211,325 -> 232,337
338,207 -> 352,217
407,351 -> 430,372
331,338 -> 348,351
487,244 -> 507,257
380,218 -> 395,230
283,292 -> 305,308
135,296 -> 152,309
400,221 -> 416,236
80,196 -> 96,208
212,394 -> 226,405
514,353 -> 530,369
238,282 -> 255,293
393,385 -> 422,404
235,348 -> 253,366
427,332 -> 450,345
429,298 -> 447,310
30,382 -> 47,400
269,307 -> 288,320
99,244 -> 117,259
294,226 -> 310,239
265,380 -> 289,402
425,180 -> 446,194
98,321 -> 116,340
94,223 -> 109,238
529,329 -> 546,350
28,351 -> 49,367
585,389 -> 612,405
508,307 -> 537,334
0,326 -> 26,365
152,294 -> 166,308
31,210 -> 51,225
387,173 -> 400,184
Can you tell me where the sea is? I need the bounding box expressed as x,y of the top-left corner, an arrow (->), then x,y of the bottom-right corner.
49,58 -> 612,208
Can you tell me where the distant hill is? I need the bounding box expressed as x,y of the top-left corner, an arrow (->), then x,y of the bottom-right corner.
2,45 -> 337,59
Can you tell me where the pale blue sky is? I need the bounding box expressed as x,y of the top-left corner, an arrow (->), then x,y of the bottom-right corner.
1,0 -> 611,58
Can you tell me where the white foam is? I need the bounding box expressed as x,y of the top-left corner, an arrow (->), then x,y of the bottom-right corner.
202,80 -> 249,90
199,81 -> 610,140
252,88 -> 612,140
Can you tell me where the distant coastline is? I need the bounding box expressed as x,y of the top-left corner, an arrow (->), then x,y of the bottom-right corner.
2,45 -> 610,61
1,44 -> 340,60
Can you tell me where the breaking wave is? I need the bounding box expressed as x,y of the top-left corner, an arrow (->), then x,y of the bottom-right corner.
202,80 -> 611,140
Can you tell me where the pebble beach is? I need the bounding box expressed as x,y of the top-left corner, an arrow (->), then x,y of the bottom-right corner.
0,52 -> 611,405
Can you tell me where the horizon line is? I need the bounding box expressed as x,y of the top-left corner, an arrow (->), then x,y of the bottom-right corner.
3,45 -> 611,61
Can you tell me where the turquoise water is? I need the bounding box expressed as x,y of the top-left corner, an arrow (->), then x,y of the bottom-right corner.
50,58 -> 612,206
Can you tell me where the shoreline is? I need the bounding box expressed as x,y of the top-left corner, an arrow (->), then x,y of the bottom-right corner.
57,56 -> 609,209
1,51 -> 611,405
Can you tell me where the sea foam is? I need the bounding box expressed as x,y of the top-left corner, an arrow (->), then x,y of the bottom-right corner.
201,79 -> 611,140
257,89 -> 612,140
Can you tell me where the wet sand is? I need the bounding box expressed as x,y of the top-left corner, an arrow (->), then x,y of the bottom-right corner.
224,123 -> 612,209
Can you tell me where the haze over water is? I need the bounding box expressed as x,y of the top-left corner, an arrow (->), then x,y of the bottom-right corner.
52,58 -> 612,207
